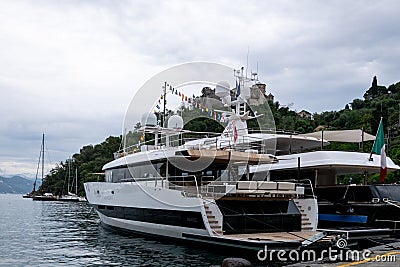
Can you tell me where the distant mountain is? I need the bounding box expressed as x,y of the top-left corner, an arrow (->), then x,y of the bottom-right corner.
0,175 -> 41,194
3,173 -> 34,180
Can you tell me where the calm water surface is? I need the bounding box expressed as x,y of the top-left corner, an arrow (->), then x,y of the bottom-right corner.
0,194 -> 227,266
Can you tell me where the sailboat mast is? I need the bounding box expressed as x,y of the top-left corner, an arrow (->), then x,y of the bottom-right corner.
41,133 -> 44,183
68,157 -> 71,193
75,167 -> 78,195
32,135 -> 43,193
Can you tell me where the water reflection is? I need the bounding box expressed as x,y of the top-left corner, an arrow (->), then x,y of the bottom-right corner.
0,195 -> 225,266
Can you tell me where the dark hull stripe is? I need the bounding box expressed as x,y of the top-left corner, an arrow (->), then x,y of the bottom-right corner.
94,205 -> 206,229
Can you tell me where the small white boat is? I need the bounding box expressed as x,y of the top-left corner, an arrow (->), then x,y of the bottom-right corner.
33,192 -> 57,201
59,161 -> 86,202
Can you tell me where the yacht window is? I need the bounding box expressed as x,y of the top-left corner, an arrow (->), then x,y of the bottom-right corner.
128,166 -> 141,178
204,171 -> 213,176
125,168 -> 133,179
376,185 -> 400,201
112,168 -> 125,182
105,171 -> 112,182
345,187 -> 373,202
124,163 -> 164,180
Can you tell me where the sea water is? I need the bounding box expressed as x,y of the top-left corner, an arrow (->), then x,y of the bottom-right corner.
0,194 -> 226,266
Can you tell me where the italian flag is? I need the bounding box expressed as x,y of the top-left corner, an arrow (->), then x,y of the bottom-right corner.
372,118 -> 387,182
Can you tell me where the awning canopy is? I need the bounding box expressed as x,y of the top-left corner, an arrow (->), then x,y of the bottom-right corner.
300,129 -> 375,143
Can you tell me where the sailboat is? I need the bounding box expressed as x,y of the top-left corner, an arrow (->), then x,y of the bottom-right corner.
31,134 -> 57,201
59,161 -> 86,202
23,135 -> 44,198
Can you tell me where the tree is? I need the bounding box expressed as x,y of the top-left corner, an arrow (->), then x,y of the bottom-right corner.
350,99 -> 364,110
38,135 -> 122,196
388,82 -> 400,94
364,76 -> 388,100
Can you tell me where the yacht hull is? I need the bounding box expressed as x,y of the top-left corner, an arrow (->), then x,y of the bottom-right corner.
96,211 -> 208,239
85,182 -> 209,238
84,181 -> 313,254
94,208 -> 304,255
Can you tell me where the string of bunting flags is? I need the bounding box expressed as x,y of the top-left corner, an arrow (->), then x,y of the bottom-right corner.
153,86 -> 229,125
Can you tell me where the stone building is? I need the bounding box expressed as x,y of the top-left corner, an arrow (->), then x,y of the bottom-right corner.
297,110 -> 312,119
248,83 -> 269,106
199,82 -> 271,108
266,93 -> 274,102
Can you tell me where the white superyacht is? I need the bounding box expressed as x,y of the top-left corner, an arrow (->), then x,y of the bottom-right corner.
84,71 -> 332,254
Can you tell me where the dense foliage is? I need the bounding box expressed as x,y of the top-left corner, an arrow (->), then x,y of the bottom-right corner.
40,136 -> 121,196
38,77 -> 400,195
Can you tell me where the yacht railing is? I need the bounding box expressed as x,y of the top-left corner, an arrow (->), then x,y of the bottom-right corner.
125,175 -> 310,200
200,181 -> 238,198
167,175 -> 200,197
247,128 -> 301,135
274,179 -> 316,199
165,178 -> 238,198
127,175 -> 237,198
114,130 -> 276,159
114,131 -> 222,159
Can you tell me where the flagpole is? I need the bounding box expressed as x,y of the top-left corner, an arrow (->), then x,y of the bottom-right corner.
162,82 -> 167,128
369,117 -> 383,161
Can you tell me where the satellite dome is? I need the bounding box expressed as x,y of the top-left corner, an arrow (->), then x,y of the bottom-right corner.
141,112 -> 157,127
215,81 -> 230,98
167,115 -> 184,130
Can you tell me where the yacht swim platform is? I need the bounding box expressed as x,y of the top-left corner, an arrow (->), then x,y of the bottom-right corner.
180,231 -> 336,254
222,231 -> 330,243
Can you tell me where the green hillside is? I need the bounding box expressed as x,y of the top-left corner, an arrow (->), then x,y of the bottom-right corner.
39,136 -> 121,196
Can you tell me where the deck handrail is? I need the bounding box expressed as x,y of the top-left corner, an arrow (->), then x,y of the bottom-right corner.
274,179 -> 316,198
114,129 -> 286,159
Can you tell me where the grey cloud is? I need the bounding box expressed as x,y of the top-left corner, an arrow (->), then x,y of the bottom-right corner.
1,0 -> 400,175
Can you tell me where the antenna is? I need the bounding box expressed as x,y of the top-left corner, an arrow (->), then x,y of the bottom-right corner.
246,46 -> 249,78
257,61 -> 258,74
256,62 -> 259,81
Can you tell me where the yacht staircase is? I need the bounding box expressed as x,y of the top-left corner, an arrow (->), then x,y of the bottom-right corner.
294,200 -> 313,231
203,200 -> 223,236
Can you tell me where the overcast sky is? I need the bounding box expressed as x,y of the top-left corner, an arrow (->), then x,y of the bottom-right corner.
1,0 -> 399,177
